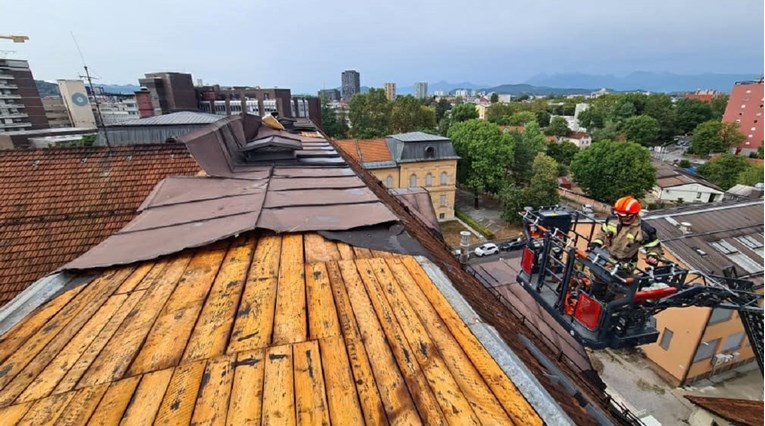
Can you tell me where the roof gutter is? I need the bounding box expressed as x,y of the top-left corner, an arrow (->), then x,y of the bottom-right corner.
0,271 -> 80,336
415,256 -> 574,425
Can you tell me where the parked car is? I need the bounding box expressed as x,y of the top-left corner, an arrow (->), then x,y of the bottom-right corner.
474,243 -> 499,257
499,237 -> 527,251
582,204 -> 594,214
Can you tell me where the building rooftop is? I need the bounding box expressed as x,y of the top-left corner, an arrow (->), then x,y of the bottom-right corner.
653,161 -> 722,190
388,131 -> 451,143
685,395 -> 763,425
334,138 -> 393,163
115,111 -> 224,127
0,145 -> 200,306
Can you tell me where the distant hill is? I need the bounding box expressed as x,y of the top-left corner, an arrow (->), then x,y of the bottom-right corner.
481,83 -> 591,96
34,80 -> 140,97
524,72 -> 761,93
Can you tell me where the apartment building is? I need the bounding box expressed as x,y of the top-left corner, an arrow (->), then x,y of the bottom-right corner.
722,80 -> 764,156
0,59 -> 48,132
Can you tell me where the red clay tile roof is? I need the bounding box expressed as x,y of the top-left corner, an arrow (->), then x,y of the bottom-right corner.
334,139 -> 393,163
0,145 -> 201,306
685,395 -> 763,425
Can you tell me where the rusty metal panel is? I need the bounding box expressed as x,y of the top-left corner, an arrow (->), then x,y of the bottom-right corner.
389,188 -> 440,232
268,176 -> 365,191
263,188 -> 378,208
258,202 -> 397,232
139,177 -> 268,211
272,167 -> 354,178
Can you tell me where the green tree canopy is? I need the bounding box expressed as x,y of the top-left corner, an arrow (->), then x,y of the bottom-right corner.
546,141 -> 579,166
434,98 -> 451,122
675,98 -> 713,134
348,88 -> 392,138
737,164 -> 764,186
710,95 -> 729,120
512,121 -> 548,185
450,103 -> 479,123
490,93 -> 499,103
508,111 -> 537,126
621,114 -> 660,146
319,97 -> 348,138
696,154 -> 751,190
486,103 -> 517,122
571,140 -> 655,203
544,116 -> 571,137
390,95 -> 435,133
689,120 -> 745,155
501,153 -> 560,224
448,120 -> 515,206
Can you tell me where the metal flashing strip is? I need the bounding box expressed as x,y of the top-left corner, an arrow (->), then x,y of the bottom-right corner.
414,256 -> 574,426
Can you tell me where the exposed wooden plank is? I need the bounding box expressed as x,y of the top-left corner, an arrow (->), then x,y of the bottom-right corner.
76,255 -> 192,389
227,349 -> 265,426
154,360 -> 207,426
54,383 -> 109,426
17,294 -> 128,403
304,233 -> 331,263
354,258 -> 447,425
293,340 -> 329,426
351,247 -> 372,259
0,401 -> 32,424
325,262 -> 387,426
129,245 -> 228,375
337,260 -> 417,425
385,257 -> 512,424
368,258 -> 480,425
317,336 -> 364,426
370,249 -> 394,258
306,263 -> 340,340
115,262 -> 155,294
261,344 -> 295,426
0,283 -> 83,365
54,290 -> 145,394
134,258 -> 171,291
120,368 -> 174,425
190,354 -> 235,426
322,239 -> 342,261
86,376 -> 140,426
0,267 -> 136,407
400,256 -> 542,425
183,237 -> 255,363
228,235 -> 281,354
335,242 -> 355,260
16,390 -> 75,426
273,234 -> 307,346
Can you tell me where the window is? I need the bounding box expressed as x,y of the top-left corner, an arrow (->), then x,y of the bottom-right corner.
728,252 -> 764,273
439,213 -> 445,219
752,127 -> 757,131
424,146 -> 435,159
692,338 -> 720,363
386,176 -> 393,188
659,329 -> 673,350
696,192 -> 702,199
440,172 -> 448,185
409,174 -> 417,188
425,173 -> 433,187
440,195 -> 447,207
735,235 -> 763,249
708,308 -> 733,324
693,247 -> 708,256
722,332 -> 745,352
746,89 -> 752,94
709,240 -> 736,254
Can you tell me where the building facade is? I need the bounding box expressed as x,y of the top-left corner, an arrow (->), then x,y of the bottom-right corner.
0,59 -> 48,132
341,70 -> 360,101
414,82 -> 428,99
722,80 -> 764,156
318,89 -> 340,102
196,85 -> 319,122
335,132 -> 459,220
57,79 -> 97,128
642,202 -> 763,386
384,82 -> 396,101
138,72 -> 197,115
41,96 -> 72,128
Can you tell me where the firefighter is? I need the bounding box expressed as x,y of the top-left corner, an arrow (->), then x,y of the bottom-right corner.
589,196 -> 663,269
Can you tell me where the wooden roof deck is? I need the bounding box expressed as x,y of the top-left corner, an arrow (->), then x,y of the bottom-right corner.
0,232 -> 540,425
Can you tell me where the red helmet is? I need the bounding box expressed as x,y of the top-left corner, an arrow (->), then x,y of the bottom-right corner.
613,196 -> 641,216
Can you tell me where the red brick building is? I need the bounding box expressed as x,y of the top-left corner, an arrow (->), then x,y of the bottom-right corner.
722,80 -> 764,156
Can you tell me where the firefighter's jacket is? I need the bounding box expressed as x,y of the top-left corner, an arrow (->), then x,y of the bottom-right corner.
592,216 -> 663,262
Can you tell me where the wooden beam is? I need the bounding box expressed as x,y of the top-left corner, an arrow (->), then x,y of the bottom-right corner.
262,344 -> 295,426
305,263 -> 340,340
293,340 -> 330,426
190,354 -> 235,426
120,368 -> 174,424
272,234 -> 307,345
227,349 -> 266,425
154,360 -> 207,425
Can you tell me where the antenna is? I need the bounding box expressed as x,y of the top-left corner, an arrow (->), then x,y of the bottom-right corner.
71,32 -> 111,152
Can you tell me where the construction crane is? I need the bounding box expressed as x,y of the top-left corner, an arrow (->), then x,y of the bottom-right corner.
0,35 -> 29,43
515,206 -> 764,373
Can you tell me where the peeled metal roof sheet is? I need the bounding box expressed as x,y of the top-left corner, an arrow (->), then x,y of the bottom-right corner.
263,188 -> 378,208
268,176 -> 365,191
139,176 -> 267,210
389,188 -> 440,232
257,202 -> 397,233
272,167 -> 355,178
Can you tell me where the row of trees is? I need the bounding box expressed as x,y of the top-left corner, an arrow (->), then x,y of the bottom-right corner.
697,154 -> 764,190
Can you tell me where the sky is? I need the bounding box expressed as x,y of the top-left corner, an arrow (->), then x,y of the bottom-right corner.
1,0 -> 763,93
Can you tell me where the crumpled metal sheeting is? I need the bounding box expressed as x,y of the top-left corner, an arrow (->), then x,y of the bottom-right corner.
258,203 -> 398,233
267,176 -> 366,191
271,167 -> 355,178
138,176 -> 268,211
263,188 -> 378,208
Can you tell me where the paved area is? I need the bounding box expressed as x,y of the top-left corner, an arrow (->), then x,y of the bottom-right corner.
591,348 -> 763,425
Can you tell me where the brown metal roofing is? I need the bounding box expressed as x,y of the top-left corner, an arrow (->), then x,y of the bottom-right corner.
653,161 -> 721,190
0,145 -> 200,307
0,232 -> 541,425
334,138 -> 394,163
389,188 -> 440,233
685,395 -> 764,425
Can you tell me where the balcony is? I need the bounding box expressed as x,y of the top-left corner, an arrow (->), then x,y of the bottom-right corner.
0,84 -> 18,90
0,74 -> 14,80
0,122 -> 32,130
0,112 -> 28,119
0,94 -> 21,100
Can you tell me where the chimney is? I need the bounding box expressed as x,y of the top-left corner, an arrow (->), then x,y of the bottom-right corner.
459,231 -> 471,264
678,222 -> 693,235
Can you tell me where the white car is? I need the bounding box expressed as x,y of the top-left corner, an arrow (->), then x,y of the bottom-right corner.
474,243 -> 499,257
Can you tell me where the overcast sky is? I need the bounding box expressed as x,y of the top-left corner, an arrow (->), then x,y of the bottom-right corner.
1,0 -> 762,93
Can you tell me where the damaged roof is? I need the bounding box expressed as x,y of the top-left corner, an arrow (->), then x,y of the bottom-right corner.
0,145 -> 200,307
685,395 -> 763,426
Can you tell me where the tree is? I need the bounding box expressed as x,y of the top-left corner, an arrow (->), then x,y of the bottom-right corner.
737,164 -> 764,186
688,120 -> 745,155
486,103 -> 517,122
621,115 -> 660,146
348,88 -> 391,138
546,141 -> 579,166
501,153 -> 560,223
390,95 -> 435,133
490,93 -> 499,103
319,97 -> 348,138
508,111 -> 537,126
571,140 -> 655,203
434,98 -> 451,122
448,120 -> 515,207
577,107 -> 605,130
450,103 -> 479,123
696,153 -> 751,190
710,95 -> 729,120
512,121 -> 548,185
544,116 -> 571,137
643,94 -> 677,142
675,98 -> 713,134
592,122 -> 621,143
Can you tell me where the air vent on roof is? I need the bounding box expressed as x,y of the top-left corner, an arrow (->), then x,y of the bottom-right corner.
240,135 -> 301,162
665,217 -> 679,226
678,222 -> 692,235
